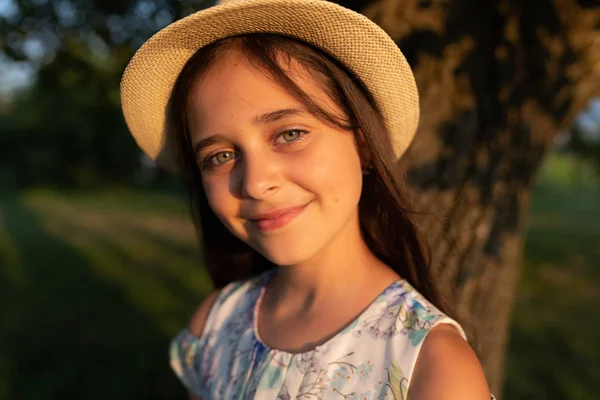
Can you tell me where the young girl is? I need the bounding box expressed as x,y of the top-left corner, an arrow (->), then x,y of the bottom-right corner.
121,0 -> 495,398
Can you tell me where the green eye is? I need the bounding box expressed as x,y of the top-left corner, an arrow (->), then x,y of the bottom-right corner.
213,151 -> 235,164
281,130 -> 301,142
277,129 -> 309,145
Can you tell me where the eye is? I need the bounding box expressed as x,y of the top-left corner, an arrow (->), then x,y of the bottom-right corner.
211,151 -> 236,165
276,129 -> 306,144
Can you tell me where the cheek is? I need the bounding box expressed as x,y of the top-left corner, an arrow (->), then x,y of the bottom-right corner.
202,177 -> 238,226
292,136 -> 363,204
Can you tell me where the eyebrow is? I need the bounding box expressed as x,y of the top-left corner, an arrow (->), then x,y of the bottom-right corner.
193,108 -> 309,154
253,108 -> 308,125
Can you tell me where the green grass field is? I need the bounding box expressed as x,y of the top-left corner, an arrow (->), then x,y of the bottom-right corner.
0,154 -> 598,399
0,188 -> 210,399
504,154 -> 600,400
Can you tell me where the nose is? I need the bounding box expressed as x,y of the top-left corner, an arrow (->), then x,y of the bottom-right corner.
237,151 -> 280,199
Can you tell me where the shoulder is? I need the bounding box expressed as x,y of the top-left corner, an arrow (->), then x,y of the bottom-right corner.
408,323 -> 491,400
188,290 -> 221,336
187,271 -> 271,336
170,290 -> 223,399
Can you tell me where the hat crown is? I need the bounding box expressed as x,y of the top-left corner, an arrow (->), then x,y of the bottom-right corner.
217,0 -> 295,5
217,0 -> 245,5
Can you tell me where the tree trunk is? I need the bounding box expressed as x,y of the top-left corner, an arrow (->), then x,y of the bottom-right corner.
335,0 -> 600,396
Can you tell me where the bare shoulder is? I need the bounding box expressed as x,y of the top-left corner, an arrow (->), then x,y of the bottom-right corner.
185,291 -> 220,400
408,323 -> 491,400
187,289 -> 221,337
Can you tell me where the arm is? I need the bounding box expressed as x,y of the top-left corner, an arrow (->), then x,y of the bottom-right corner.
408,324 -> 491,400
186,290 -> 221,400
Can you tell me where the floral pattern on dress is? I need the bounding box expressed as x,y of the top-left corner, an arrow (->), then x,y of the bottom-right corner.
170,272 -> 495,399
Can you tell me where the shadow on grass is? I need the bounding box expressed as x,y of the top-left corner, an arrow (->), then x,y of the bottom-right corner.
0,194 -> 188,400
503,181 -> 600,400
115,223 -> 209,302
505,297 -> 599,400
66,220 -> 209,331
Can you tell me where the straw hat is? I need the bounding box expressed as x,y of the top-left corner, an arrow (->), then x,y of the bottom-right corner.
120,0 -> 419,171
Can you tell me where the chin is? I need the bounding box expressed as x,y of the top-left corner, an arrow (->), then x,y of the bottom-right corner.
252,237 -> 323,267
257,247 -> 315,267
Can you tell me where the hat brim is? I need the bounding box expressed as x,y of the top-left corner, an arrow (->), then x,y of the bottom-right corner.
120,0 -> 419,172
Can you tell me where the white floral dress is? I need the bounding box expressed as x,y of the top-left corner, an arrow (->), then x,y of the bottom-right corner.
170,270 -> 496,399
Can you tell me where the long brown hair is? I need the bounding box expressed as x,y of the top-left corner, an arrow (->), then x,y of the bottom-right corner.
168,33 -> 453,315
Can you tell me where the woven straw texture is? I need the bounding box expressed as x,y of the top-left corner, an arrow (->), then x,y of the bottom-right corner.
120,0 -> 419,170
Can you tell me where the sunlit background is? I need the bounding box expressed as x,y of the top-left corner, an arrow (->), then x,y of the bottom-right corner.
1,0 -> 599,399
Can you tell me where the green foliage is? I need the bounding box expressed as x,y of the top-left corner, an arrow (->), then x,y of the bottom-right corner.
0,49 -> 140,187
504,154 -> 600,399
568,127 -> 600,183
0,0 -> 214,187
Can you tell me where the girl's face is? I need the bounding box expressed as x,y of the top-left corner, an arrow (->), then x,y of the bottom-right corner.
187,49 -> 364,266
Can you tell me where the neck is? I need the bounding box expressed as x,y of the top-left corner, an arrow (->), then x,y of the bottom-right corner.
266,210 -> 396,313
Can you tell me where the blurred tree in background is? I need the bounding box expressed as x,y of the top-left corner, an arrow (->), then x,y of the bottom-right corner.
0,0 -> 210,187
0,0 -> 599,399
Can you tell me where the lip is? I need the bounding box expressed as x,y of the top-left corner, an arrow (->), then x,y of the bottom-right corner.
249,202 -> 310,232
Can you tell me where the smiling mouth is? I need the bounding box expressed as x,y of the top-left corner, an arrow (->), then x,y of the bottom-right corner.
250,202 -> 310,232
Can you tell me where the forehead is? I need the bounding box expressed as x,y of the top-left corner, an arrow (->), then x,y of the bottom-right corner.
187,49 -> 338,131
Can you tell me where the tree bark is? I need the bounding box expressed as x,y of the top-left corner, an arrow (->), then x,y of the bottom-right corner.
335,0 -> 600,396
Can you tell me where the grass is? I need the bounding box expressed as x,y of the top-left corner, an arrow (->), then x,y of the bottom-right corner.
503,153 -> 600,400
0,188 -> 210,399
0,152 -> 598,399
